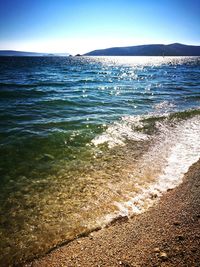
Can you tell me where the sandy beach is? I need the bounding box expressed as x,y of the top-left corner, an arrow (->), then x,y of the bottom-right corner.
24,159 -> 200,267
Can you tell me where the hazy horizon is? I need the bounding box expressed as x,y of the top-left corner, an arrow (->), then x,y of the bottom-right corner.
1,42 -> 200,56
0,0 -> 200,54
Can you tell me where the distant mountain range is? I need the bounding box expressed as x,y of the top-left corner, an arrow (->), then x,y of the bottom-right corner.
0,50 -> 69,57
84,43 -> 200,56
1,44 -> 200,57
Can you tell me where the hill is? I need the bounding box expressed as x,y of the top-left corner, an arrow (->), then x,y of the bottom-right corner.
0,50 -> 69,56
84,43 -> 200,56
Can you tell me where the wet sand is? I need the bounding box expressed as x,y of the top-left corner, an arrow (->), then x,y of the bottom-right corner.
25,159 -> 200,267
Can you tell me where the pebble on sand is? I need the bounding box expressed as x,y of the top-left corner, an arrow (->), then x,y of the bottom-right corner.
159,251 -> 168,260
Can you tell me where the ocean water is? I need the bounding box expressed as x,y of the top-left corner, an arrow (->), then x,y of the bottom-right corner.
0,56 -> 200,265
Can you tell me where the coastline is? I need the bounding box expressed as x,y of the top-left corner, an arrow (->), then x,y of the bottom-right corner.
25,159 -> 200,267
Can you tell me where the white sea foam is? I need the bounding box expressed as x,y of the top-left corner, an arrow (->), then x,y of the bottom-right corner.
92,115 -> 149,148
114,115 -> 200,216
96,115 -> 200,226
153,100 -> 176,113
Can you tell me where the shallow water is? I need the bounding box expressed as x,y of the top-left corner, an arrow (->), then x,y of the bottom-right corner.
0,56 -> 200,265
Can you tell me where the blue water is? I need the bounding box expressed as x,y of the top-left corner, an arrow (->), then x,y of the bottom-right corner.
0,56 -> 200,266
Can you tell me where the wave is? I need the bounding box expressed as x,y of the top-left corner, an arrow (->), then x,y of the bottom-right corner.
0,81 -> 68,88
113,115 -> 200,216
92,108 -> 200,148
0,78 -> 100,89
92,115 -> 149,148
93,109 -> 200,226
0,89 -> 48,98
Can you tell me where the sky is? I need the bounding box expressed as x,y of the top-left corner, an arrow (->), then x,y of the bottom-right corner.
0,0 -> 200,54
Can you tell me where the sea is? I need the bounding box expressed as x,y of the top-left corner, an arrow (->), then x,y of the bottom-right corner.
0,56 -> 200,266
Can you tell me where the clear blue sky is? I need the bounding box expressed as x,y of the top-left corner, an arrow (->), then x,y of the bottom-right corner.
0,0 -> 199,54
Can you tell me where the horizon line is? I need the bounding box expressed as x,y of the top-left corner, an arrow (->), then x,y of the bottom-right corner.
1,42 -> 200,55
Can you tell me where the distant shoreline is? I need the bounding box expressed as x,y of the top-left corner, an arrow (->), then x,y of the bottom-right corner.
84,43 -> 200,56
1,55 -> 200,58
0,51 -> 69,57
1,43 -> 200,57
